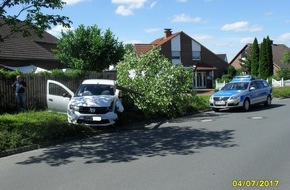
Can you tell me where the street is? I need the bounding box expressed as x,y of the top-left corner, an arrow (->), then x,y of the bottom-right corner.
1,98 -> 290,190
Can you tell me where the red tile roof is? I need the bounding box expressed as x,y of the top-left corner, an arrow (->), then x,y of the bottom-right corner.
134,44 -> 155,57
150,32 -> 181,46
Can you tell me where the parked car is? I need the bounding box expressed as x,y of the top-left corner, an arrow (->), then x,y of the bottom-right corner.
47,79 -> 124,126
209,75 -> 272,112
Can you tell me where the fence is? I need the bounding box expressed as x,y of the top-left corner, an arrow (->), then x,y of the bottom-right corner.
215,78 -> 290,90
0,71 -> 116,113
272,78 -> 290,87
215,80 -> 226,90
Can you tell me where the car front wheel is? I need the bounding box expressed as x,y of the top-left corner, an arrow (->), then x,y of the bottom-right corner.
264,95 -> 272,107
242,99 -> 250,111
212,108 -> 220,112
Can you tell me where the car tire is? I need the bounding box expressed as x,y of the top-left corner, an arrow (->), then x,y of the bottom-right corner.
242,98 -> 250,111
264,95 -> 272,107
212,108 -> 220,112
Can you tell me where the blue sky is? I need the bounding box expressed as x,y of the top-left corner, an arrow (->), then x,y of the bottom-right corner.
8,0 -> 290,62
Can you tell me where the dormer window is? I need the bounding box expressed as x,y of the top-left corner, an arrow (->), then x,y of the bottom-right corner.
192,51 -> 201,60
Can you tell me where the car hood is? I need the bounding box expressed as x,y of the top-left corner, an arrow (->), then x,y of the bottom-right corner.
70,95 -> 115,107
213,90 -> 243,97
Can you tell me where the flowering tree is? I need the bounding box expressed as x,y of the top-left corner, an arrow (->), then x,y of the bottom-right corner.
117,47 -> 194,117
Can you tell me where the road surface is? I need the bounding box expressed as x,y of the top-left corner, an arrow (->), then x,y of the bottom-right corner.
1,98 -> 289,190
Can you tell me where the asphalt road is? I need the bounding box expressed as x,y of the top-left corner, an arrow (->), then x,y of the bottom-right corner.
1,98 -> 290,190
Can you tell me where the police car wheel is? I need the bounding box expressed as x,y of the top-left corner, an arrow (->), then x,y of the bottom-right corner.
212,108 -> 220,112
242,99 -> 250,111
264,95 -> 271,107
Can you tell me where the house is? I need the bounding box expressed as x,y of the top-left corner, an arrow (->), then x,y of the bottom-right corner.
0,19 -> 60,71
230,44 -> 290,75
134,29 -> 229,89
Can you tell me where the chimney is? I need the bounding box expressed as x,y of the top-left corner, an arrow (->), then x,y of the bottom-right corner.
164,28 -> 172,39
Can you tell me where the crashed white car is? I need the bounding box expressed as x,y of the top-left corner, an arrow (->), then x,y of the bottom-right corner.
47,79 -> 124,127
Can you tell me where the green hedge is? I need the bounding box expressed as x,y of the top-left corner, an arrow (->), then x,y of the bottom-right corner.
0,111 -> 94,152
273,86 -> 290,98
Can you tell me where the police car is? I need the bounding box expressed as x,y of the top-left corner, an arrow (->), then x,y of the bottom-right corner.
209,75 -> 272,112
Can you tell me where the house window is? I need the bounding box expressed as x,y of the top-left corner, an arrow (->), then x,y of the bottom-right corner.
192,51 -> 201,60
172,51 -> 181,60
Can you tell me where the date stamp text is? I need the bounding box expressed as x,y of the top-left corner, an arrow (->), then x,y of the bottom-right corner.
232,180 -> 279,188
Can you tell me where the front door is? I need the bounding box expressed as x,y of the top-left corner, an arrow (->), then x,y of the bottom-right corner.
196,72 -> 206,88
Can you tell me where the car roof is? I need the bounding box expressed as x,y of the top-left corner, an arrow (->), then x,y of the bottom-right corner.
82,79 -> 116,85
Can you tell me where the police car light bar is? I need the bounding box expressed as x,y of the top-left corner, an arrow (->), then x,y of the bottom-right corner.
232,75 -> 256,82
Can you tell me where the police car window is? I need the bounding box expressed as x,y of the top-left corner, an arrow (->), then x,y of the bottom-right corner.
250,81 -> 258,89
262,81 -> 269,87
221,82 -> 248,90
256,81 -> 265,89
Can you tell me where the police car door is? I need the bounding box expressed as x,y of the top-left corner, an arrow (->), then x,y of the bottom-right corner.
249,81 -> 259,104
255,81 -> 267,103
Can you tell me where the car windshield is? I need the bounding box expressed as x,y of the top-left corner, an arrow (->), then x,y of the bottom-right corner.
221,82 -> 249,90
75,84 -> 115,97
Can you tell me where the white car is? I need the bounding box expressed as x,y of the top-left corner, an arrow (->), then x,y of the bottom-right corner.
47,79 -> 124,127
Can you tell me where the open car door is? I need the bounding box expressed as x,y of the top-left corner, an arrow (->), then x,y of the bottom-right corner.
47,80 -> 74,113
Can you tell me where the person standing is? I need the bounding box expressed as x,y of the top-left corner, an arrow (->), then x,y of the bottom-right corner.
12,75 -> 27,112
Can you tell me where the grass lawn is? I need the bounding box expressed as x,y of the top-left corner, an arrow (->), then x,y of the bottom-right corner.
0,111 -> 95,153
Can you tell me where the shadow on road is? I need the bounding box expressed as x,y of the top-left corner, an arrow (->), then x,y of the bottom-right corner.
216,103 -> 285,113
170,111 -> 229,123
17,126 -> 237,166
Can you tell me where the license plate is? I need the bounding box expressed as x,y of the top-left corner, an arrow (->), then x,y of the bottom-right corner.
93,116 -> 102,121
215,101 -> 226,106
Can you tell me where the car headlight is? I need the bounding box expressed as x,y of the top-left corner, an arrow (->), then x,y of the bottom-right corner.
209,95 -> 214,102
229,95 -> 240,101
69,104 -> 79,111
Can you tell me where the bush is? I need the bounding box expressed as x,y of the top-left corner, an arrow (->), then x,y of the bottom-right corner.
276,68 -> 290,80
0,69 -> 21,80
0,68 -> 90,81
190,95 -> 210,112
226,65 -> 236,77
216,74 -> 232,83
273,86 -> 290,98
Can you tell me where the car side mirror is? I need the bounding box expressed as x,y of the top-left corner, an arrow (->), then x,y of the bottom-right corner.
63,93 -> 72,98
250,87 -> 256,91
